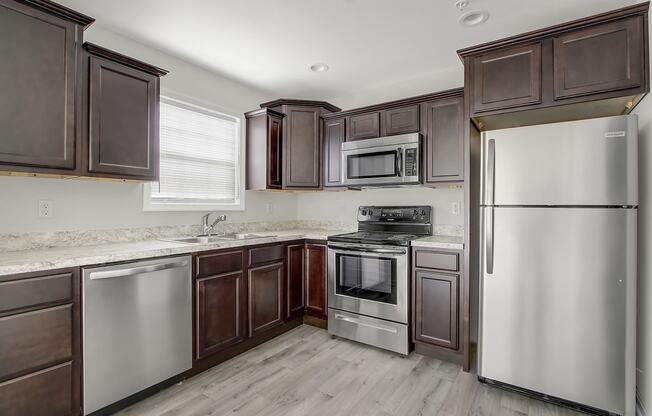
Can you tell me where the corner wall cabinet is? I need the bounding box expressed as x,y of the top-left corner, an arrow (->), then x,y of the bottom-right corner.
0,0 -> 167,181
246,99 -> 340,190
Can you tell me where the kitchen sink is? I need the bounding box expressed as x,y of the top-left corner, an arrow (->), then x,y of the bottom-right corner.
163,234 -> 274,244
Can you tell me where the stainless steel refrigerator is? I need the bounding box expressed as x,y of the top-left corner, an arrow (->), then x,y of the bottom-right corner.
479,115 -> 638,416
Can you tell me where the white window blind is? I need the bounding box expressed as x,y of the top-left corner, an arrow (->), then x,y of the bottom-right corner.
146,97 -> 242,210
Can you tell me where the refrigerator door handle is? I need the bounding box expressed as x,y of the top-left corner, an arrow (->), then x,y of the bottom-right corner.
486,206 -> 494,274
487,138 -> 495,205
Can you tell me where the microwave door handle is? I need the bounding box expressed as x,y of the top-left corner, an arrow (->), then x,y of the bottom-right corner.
396,148 -> 403,177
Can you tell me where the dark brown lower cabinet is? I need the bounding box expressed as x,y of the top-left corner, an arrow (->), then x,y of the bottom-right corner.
248,262 -> 284,337
0,268 -> 81,416
195,271 -> 246,359
286,244 -> 306,319
414,270 -> 459,349
412,247 -> 466,369
305,243 -> 327,319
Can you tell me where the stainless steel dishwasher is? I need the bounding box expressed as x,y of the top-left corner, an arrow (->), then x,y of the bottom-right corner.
82,256 -> 192,415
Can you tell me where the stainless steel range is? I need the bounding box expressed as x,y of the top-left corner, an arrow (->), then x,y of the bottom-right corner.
327,206 -> 432,355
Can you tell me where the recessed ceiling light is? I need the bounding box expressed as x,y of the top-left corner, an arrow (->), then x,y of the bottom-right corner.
309,63 -> 329,73
459,10 -> 489,27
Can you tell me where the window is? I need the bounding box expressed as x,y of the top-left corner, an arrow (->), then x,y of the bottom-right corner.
143,97 -> 243,211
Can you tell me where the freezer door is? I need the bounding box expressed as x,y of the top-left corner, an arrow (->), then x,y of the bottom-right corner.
479,207 -> 636,415
481,115 -> 638,206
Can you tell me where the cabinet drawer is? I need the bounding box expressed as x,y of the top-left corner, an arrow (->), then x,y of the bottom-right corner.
0,304 -> 72,381
414,250 -> 460,272
195,250 -> 244,278
0,271 -> 72,315
248,244 -> 284,267
0,362 -> 72,416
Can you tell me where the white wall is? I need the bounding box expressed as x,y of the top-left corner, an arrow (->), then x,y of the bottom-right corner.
0,25 -> 300,234
297,187 -> 464,229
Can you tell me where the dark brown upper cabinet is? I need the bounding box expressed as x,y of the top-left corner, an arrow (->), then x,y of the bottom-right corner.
82,43 -> 167,181
553,16 -> 643,100
249,99 -> 340,190
422,95 -> 464,184
347,112 -> 380,140
383,105 -> 420,136
323,118 -> 346,188
245,108 -> 284,190
471,42 -> 542,113
458,2 -> 649,130
0,0 -> 93,175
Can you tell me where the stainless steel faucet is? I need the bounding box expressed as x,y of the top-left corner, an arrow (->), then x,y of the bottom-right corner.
201,213 -> 227,236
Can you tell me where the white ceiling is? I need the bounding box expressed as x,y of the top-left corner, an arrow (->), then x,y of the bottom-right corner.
58,0 -> 635,107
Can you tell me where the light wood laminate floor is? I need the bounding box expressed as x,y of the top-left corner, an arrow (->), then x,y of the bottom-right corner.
115,325 -> 584,416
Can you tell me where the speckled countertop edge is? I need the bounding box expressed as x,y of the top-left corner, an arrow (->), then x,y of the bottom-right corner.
0,229 -> 465,276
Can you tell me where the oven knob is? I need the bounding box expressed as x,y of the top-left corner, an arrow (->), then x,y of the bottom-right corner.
368,210 -> 373,216
361,210 -> 367,216
413,209 -> 418,215
420,209 -> 426,216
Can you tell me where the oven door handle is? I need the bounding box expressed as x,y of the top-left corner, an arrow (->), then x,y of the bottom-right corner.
328,245 -> 406,255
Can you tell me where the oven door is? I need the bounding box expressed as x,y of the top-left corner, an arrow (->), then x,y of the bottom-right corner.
328,242 -> 408,323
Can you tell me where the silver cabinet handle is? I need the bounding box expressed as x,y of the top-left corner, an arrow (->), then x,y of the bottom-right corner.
334,314 -> 398,334
486,207 -> 494,275
487,138 -> 495,205
89,260 -> 189,280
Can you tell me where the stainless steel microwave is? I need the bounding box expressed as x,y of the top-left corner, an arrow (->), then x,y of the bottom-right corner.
341,133 -> 421,187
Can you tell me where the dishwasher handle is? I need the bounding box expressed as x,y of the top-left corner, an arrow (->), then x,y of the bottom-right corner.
88,259 -> 189,280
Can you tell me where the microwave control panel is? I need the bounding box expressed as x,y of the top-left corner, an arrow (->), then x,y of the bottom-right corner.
404,148 -> 417,177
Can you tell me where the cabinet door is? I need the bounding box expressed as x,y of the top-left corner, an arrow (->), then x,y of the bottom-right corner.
471,43 -> 542,113
248,262 -> 284,337
383,105 -> 419,136
323,118 -> 345,187
284,106 -> 321,188
286,244 -> 305,319
267,114 -> 283,188
305,244 -> 327,318
86,54 -> 159,179
414,269 -> 459,349
196,271 -> 246,359
553,17 -> 643,99
347,112 -> 380,140
423,97 -> 464,183
0,1 -> 78,171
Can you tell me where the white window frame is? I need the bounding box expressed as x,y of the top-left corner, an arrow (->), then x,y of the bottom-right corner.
143,96 -> 245,212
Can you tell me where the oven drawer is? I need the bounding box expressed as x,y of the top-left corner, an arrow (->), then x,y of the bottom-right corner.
328,308 -> 409,355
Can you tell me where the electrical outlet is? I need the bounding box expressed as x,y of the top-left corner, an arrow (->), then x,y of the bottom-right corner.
38,200 -> 53,218
451,202 -> 460,215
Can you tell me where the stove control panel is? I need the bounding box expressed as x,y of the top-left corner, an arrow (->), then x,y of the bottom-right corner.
358,206 -> 431,223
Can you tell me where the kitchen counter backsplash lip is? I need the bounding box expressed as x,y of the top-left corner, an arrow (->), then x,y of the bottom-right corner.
0,220 -> 357,253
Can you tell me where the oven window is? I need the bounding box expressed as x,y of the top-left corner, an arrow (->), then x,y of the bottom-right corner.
347,151 -> 398,179
336,253 -> 397,304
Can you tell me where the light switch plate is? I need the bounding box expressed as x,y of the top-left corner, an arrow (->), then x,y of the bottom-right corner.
451,202 -> 460,215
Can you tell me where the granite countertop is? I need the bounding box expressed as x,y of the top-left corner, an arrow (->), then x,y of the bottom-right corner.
0,229 -> 342,276
0,229 -> 465,276
411,234 -> 464,250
